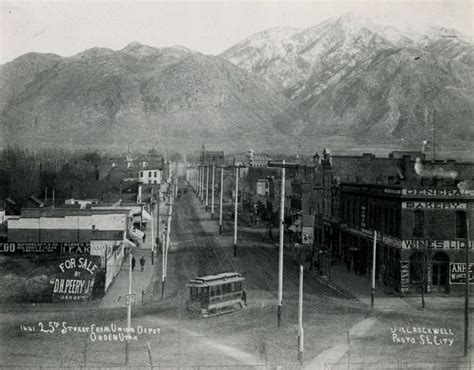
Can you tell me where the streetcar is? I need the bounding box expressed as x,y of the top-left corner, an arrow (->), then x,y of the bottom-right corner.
186,272 -> 246,317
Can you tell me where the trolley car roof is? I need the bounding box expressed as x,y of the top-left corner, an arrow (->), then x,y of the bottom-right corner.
187,272 -> 244,287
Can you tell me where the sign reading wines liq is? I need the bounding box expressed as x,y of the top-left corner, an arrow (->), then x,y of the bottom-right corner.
52,256 -> 101,301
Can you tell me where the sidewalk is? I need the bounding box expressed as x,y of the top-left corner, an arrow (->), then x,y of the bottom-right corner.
99,203 -> 163,309
311,263 -> 410,311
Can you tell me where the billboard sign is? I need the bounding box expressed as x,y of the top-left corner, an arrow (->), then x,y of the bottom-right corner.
52,255 -> 100,301
0,242 -> 90,255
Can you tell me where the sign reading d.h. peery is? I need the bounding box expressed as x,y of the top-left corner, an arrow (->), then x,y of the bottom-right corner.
52,255 -> 100,301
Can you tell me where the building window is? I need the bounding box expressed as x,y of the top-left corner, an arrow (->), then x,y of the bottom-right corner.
140,171 -> 143,177
413,210 -> 424,238
456,211 -> 467,239
148,171 -> 152,177
154,171 -> 157,177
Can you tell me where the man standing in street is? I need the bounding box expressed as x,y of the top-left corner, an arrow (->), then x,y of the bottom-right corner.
132,256 -> 136,272
140,256 -> 145,271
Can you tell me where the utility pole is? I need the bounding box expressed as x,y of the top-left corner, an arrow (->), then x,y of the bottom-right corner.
151,189 -> 154,265
432,109 -> 436,163
422,241 -> 426,309
161,220 -> 166,299
125,241 -> 132,364
268,160 -> 297,328
200,166 -> 204,203
211,164 -> 215,219
206,165 -> 209,212
298,264 -> 304,363
464,214 -> 470,357
219,166 -> 224,234
278,160 -> 285,328
156,185 -> 160,261
371,231 -> 377,308
234,166 -> 239,257
162,193 -> 173,299
196,166 -> 199,195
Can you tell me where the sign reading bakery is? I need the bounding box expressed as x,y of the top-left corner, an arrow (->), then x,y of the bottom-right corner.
402,202 -> 466,209
52,256 -> 100,301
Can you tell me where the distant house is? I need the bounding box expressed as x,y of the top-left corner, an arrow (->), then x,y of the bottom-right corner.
138,169 -> 162,185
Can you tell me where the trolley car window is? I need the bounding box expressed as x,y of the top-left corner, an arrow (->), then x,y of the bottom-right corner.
227,283 -> 231,293
216,286 -> 221,296
211,286 -> 216,297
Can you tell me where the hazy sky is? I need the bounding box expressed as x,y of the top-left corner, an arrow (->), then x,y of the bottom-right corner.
1,0 -> 472,64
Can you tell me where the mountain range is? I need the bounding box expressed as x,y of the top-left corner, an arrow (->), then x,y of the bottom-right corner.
1,14 -> 473,154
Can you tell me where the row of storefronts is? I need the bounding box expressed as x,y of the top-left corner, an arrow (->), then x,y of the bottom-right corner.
312,151 -> 474,296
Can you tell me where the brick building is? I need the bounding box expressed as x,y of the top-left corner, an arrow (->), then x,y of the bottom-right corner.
312,149 -> 474,295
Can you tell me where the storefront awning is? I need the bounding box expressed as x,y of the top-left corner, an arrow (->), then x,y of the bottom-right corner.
124,239 -> 136,248
128,227 -> 144,241
133,208 -> 152,223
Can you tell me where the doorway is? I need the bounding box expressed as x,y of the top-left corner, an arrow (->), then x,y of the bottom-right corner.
432,252 -> 449,294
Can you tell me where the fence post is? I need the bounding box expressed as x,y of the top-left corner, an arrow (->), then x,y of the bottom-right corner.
83,335 -> 88,367
147,341 -> 153,369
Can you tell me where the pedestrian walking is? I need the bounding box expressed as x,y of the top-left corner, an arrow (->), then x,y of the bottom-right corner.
140,256 -> 145,271
143,233 -> 146,243
132,256 -> 136,271
242,290 -> 247,306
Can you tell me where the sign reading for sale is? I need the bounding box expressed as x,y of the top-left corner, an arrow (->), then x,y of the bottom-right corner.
52,256 -> 100,301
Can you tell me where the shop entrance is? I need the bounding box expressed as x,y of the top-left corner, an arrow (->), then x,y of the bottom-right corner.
432,252 -> 449,294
